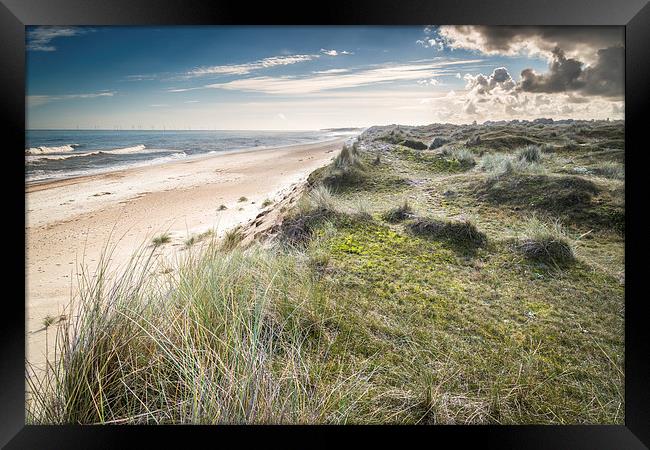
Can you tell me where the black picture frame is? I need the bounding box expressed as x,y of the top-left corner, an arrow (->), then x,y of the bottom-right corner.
2,0 -> 648,447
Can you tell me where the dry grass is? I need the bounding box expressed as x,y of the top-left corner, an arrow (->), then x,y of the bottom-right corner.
152,233 -> 171,247
26,243 -> 372,424
515,216 -> 576,266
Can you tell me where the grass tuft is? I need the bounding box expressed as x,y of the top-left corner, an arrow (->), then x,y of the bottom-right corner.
185,230 -> 214,248
518,145 -> 542,163
441,147 -> 476,166
382,199 -> 414,223
221,228 -> 245,251
515,217 -> 575,266
152,233 -> 171,247
592,162 -> 624,180
479,153 -> 544,179
407,216 -> 487,247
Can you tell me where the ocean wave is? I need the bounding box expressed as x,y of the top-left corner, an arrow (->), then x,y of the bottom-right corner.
163,152 -> 188,161
100,144 -> 147,155
25,144 -> 181,162
26,151 -> 100,162
25,144 -> 80,155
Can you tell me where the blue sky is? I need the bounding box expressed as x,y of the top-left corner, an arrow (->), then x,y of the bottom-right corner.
26,26 -> 623,129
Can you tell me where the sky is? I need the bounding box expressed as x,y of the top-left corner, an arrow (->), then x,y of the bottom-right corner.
26,26 -> 624,130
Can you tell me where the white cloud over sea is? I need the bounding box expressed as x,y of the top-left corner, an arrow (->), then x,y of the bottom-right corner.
193,59 -> 483,95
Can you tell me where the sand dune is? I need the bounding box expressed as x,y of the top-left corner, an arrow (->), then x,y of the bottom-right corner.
26,138 -> 344,370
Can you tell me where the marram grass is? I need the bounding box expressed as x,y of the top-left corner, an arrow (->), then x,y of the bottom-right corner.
26,240 -> 371,424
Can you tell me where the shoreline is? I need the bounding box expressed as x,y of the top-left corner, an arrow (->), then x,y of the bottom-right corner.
26,136 -> 352,190
26,138 -> 346,370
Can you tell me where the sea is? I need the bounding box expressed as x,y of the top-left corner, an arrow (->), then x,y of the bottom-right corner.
25,129 -> 360,184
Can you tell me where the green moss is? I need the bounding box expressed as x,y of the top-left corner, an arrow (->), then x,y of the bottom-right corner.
392,146 -> 473,173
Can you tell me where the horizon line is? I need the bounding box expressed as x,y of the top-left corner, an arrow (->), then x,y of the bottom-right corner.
26,117 -> 625,133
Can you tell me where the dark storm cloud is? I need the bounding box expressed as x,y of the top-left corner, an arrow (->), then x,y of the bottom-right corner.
439,26 -> 624,99
580,46 -> 625,96
519,48 -> 585,93
519,47 -> 623,97
439,26 -> 623,62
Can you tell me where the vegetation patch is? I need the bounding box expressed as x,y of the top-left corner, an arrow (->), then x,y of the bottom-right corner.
221,227 -> 245,251
441,147 -> 477,166
514,217 -> 576,266
27,246 -> 369,424
469,132 -> 542,151
592,162 -> 624,180
152,233 -> 171,247
393,146 -> 474,173
407,216 -> 487,249
400,139 -> 427,150
310,143 -> 409,193
475,173 -> 596,210
517,145 -> 542,163
279,207 -> 338,246
185,230 -> 214,248
382,199 -> 414,223
428,136 -> 449,149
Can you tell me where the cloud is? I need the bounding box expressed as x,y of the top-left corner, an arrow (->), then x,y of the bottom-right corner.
167,87 -> 203,93
416,38 -> 444,51
201,59 -> 482,95
417,78 -> 440,86
277,113 -> 287,120
439,62 -> 623,121
464,67 -> 516,95
417,26 -> 446,51
438,26 -> 623,63
27,26 -> 92,51
312,68 -> 350,74
184,100 -> 200,103
519,46 -> 623,97
320,49 -> 353,56
438,27 -> 623,99
186,54 -> 318,77
425,86 -> 623,122
124,74 -> 159,81
27,91 -> 115,107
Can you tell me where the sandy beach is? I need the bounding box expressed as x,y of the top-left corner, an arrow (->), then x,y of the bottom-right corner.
26,138 -> 345,369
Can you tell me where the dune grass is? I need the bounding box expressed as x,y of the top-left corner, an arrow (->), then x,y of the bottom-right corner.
514,216 -> 576,266
220,227 -> 245,251
184,229 -> 214,248
26,242 -> 372,425
441,147 -> 476,166
152,233 -> 171,247
592,162 -> 624,180
407,216 -> 487,248
382,199 -> 414,223
517,145 -> 542,163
